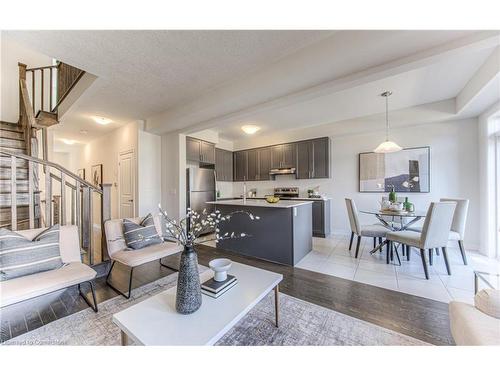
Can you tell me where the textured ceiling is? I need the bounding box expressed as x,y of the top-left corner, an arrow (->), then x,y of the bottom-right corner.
4,30 -> 497,143
5,30 -> 333,118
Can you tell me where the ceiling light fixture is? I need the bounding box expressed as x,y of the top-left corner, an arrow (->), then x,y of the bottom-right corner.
374,91 -> 402,153
62,139 -> 76,145
241,125 -> 260,135
92,116 -> 112,125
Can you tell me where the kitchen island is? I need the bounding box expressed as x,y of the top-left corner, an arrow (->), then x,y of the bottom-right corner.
206,199 -> 313,266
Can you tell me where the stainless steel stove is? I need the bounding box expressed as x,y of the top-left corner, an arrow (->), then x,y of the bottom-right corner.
274,187 -> 299,198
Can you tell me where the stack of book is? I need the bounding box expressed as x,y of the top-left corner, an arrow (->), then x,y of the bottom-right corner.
201,275 -> 238,298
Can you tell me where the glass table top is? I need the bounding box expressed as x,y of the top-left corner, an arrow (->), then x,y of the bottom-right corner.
360,209 -> 427,217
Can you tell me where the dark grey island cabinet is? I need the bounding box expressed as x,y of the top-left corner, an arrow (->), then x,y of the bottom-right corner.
312,199 -> 331,238
207,199 -> 313,266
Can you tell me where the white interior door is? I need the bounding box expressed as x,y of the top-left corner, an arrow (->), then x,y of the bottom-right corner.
119,150 -> 135,219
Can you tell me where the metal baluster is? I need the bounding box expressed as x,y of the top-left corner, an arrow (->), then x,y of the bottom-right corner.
75,181 -> 81,232
45,167 -> 52,226
89,191 -> 93,265
10,156 -> 17,230
60,171 -> 66,225
28,161 -> 34,229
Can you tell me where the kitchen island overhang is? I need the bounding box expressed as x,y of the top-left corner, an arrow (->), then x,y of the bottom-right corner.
206,199 -> 313,266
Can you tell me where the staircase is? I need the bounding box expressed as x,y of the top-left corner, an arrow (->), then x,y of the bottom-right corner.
0,121 -> 34,229
0,59 -> 110,265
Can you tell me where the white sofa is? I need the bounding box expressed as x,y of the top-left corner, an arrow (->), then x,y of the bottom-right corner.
104,215 -> 183,299
0,225 -> 98,312
449,291 -> 500,345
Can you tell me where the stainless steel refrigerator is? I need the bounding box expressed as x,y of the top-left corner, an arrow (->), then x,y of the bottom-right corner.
186,166 -> 216,220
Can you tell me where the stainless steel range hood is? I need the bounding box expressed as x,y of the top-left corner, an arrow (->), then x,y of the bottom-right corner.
269,167 -> 296,175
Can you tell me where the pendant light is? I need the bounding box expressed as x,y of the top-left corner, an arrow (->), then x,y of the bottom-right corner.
374,91 -> 402,153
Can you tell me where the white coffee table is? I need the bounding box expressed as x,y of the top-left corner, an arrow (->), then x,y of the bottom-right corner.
112,261 -> 283,345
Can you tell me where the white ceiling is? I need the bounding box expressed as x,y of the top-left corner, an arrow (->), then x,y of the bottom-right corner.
4,30 -> 500,144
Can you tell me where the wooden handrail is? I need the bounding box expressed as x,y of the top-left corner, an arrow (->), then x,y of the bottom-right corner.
0,149 -> 102,193
26,64 -> 58,72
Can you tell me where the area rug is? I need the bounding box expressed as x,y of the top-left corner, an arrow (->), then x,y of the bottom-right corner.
4,268 -> 428,346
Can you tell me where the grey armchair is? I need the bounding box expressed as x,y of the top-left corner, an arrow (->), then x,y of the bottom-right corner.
345,198 -> 390,258
386,201 -> 456,279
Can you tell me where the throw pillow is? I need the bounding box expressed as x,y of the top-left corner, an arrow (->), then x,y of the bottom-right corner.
0,225 -> 63,281
123,214 -> 162,250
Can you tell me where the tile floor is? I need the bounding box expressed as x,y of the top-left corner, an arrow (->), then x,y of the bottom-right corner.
295,234 -> 500,304
200,234 -> 500,304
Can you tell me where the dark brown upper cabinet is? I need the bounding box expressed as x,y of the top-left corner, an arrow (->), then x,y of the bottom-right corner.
258,147 -> 272,180
186,137 -> 215,164
247,149 -> 259,181
295,137 -> 330,179
215,148 -> 233,181
270,143 -> 296,169
233,150 -> 247,181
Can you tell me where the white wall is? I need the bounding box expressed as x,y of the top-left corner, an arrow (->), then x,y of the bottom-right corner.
77,121 -> 140,219
138,129 -> 162,216
230,118 -> 480,250
478,101 -> 500,257
1,35 -> 52,122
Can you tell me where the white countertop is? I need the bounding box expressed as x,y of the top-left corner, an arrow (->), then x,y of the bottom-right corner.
206,199 -> 313,208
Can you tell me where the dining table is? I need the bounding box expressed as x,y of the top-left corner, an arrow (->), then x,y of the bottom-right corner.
360,209 -> 427,256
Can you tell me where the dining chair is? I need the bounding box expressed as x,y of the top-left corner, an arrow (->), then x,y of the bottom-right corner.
345,198 -> 390,258
386,201 -> 457,279
407,198 -> 469,265
440,198 -> 469,265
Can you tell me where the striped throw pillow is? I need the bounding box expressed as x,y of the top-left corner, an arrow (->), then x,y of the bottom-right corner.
123,214 -> 162,250
0,225 -> 63,281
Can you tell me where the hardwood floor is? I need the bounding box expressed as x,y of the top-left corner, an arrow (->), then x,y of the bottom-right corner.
0,244 -> 454,345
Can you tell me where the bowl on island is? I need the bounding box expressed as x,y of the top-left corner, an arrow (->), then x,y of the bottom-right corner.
265,195 -> 280,203
209,258 -> 232,282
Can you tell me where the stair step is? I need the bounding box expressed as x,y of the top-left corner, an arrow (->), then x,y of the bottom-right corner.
0,192 -> 30,207
0,205 -> 30,222
0,121 -> 22,132
0,138 -> 26,149
35,110 -> 59,127
0,180 -> 29,192
0,167 -> 28,180
0,146 -> 27,155
0,156 -> 29,168
0,129 -> 25,140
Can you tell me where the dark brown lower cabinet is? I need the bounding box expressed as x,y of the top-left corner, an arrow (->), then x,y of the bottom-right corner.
312,200 -> 331,238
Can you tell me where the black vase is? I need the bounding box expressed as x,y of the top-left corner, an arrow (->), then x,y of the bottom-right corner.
175,245 -> 202,314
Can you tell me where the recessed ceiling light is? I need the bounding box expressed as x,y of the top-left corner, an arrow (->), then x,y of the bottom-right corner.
62,139 -> 75,145
241,125 -> 260,135
79,129 -> 88,135
92,116 -> 112,125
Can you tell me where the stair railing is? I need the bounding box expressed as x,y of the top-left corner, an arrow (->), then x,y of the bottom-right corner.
18,62 -> 85,162
0,149 -> 111,265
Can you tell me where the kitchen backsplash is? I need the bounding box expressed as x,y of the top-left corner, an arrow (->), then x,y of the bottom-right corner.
229,175 -> 334,198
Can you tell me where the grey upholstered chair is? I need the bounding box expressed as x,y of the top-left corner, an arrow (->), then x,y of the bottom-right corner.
441,198 -> 469,265
408,198 -> 469,265
345,198 -> 390,258
386,201 -> 457,279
